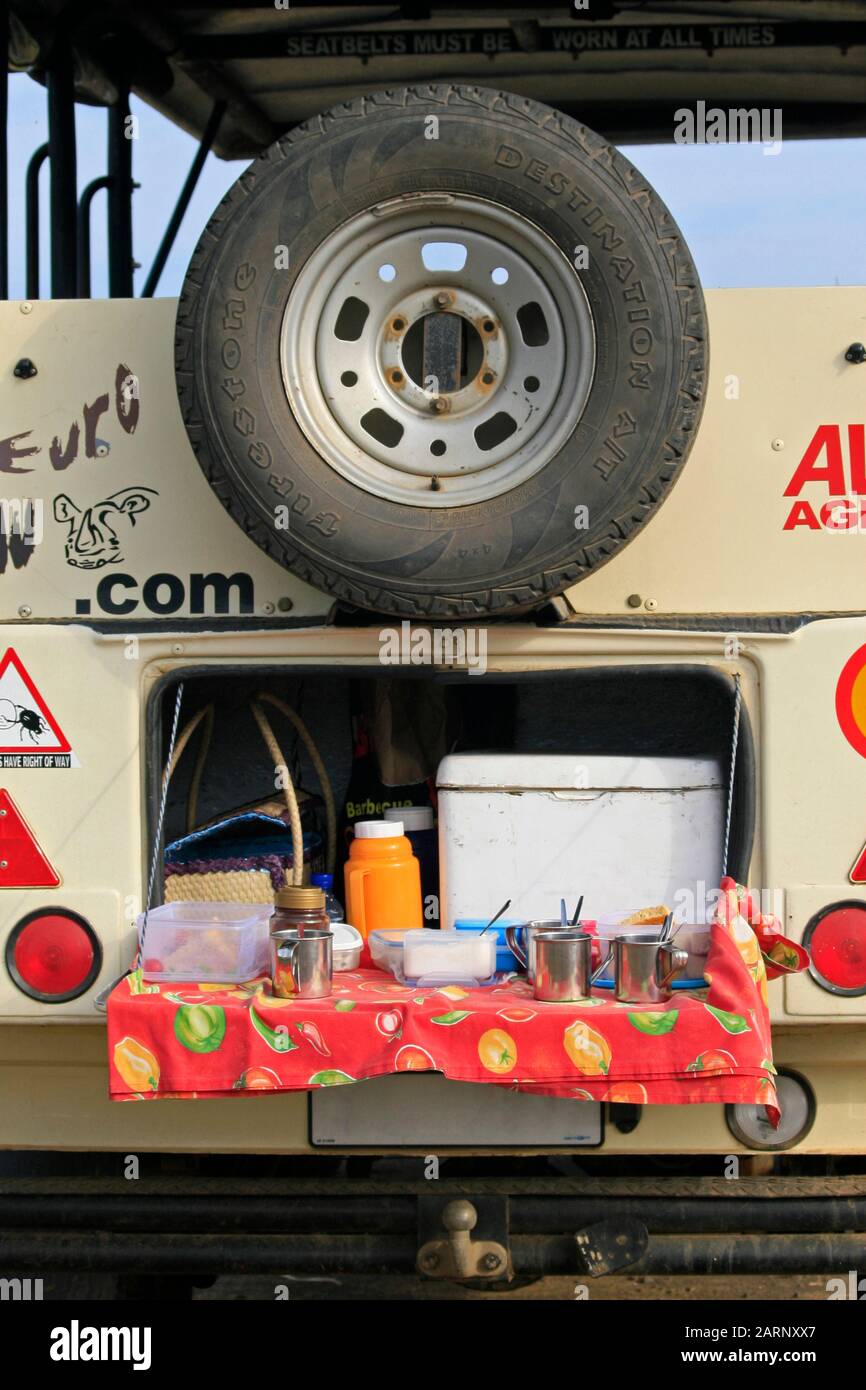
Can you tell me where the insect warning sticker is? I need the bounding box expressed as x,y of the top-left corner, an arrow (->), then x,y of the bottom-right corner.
0,648 -> 78,768
0,789 -> 61,886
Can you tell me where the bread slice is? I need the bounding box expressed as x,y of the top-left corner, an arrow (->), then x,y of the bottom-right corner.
622,905 -> 669,927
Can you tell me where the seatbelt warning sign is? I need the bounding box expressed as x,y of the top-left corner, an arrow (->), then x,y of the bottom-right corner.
0,788 -> 61,887
0,648 -> 78,768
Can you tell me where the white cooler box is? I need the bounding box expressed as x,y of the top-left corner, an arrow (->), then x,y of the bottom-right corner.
437,753 -> 724,929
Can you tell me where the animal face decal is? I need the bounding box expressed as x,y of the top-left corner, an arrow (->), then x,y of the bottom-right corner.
53,488 -> 157,569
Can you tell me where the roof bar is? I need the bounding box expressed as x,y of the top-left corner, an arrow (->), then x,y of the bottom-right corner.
46,42 -> 78,298
25,143 -> 48,299
77,174 -> 112,299
141,100 -> 225,298
107,89 -> 134,297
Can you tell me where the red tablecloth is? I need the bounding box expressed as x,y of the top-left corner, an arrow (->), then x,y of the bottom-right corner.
107,916 -> 779,1121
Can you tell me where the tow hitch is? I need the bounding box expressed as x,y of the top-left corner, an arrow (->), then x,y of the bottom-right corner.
416,1198 -> 511,1281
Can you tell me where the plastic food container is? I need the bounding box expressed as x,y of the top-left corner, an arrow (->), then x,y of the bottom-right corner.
332,922 -> 363,972
368,927 -> 414,979
370,927 -> 497,985
453,920 -> 524,973
137,902 -> 272,982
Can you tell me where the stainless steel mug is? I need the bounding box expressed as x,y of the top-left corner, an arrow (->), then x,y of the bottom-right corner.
270,927 -> 332,999
533,929 -> 614,1003
613,935 -> 688,1004
506,919 -> 576,982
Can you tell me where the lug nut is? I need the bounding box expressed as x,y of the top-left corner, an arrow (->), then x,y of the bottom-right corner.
431,397 -> 448,414
435,291 -> 450,308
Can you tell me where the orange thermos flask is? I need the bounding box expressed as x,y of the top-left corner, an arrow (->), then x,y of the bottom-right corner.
344,820 -> 423,938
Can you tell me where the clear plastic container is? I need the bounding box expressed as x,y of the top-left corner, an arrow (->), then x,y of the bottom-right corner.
137,902 -> 272,982
332,922 -> 363,971
368,927 -> 413,978
371,928 -> 497,985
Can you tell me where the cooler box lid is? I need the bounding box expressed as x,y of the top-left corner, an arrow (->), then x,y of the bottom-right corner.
436,753 -> 722,792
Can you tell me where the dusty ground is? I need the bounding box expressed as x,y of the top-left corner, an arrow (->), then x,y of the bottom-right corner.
196,1273 -> 835,1300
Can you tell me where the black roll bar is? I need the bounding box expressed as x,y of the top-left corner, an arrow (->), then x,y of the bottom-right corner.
46,44 -> 77,298
107,88 -> 134,297
76,173 -> 111,298
25,142 -> 48,298
141,99 -> 224,298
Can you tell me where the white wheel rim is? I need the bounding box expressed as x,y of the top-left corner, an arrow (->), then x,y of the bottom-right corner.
280,194 -> 595,507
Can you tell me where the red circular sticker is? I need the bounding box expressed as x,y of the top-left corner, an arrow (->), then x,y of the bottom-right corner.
836,644 -> 866,759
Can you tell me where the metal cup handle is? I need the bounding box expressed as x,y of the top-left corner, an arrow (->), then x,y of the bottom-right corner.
277,938 -> 299,972
505,925 -> 528,970
589,944 -> 614,985
658,945 -> 689,989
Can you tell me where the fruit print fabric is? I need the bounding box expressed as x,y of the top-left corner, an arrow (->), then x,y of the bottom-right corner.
107,915 -> 779,1123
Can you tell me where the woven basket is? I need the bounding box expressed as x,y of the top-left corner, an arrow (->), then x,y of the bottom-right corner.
162,694 -> 336,905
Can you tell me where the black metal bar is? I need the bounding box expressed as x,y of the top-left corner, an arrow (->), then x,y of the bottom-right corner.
25,144 -> 49,299
77,174 -> 112,298
0,1193 -> 864,1236
1,1229 -> 864,1277
107,90 -> 134,297
46,49 -> 78,298
141,100 -> 225,298
0,0 -> 8,299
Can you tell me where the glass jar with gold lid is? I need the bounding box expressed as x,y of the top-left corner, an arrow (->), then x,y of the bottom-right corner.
269,884 -> 329,936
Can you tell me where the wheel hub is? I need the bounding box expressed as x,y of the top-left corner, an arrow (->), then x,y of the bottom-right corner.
280,194 -> 595,506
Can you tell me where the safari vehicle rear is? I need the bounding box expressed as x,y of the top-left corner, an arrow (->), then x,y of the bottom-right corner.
1,2 -> 866,1295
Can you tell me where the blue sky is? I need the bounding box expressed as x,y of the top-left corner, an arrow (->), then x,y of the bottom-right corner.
6,72 -> 866,296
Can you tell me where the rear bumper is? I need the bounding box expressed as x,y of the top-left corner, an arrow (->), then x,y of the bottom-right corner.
2,1176 -> 866,1278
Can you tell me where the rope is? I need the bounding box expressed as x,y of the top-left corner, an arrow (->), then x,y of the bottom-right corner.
140,681 -> 185,959
253,691 -> 337,874
722,673 -> 742,879
185,704 -> 214,832
249,697 -> 305,887
164,701 -> 214,829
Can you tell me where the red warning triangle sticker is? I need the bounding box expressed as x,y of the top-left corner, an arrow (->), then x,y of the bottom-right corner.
850,843 -> 866,883
0,789 -> 61,887
0,648 -> 77,766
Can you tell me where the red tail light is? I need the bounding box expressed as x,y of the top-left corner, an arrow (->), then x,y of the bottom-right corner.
6,909 -> 102,1002
804,901 -> 866,996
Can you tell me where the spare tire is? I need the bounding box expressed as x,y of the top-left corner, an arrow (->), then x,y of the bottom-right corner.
175,85 -> 707,619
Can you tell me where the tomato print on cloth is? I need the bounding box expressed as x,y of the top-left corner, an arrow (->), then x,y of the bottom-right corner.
107,910 -> 779,1123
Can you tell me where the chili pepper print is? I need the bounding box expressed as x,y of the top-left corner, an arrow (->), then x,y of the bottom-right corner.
295,1020 -> 332,1056
249,1004 -> 298,1053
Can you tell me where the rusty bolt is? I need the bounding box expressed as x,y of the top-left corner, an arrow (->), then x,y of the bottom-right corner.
421,1251 -> 440,1270
431,397 -> 448,414
481,1252 -> 502,1272
435,291 -> 450,308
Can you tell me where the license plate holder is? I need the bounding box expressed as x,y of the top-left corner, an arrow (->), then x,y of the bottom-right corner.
310,1073 -> 602,1147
